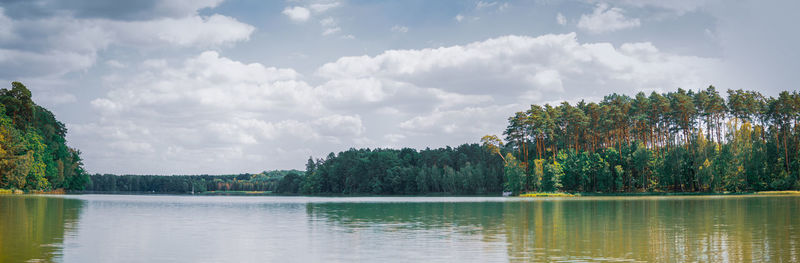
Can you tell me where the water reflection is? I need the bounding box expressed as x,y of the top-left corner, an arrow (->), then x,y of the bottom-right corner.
0,195 -> 84,263
306,201 -> 510,261
0,195 -> 798,262
309,197 -> 800,262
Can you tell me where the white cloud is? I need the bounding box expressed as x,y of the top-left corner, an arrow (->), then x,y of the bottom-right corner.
455,14 -> 464,22
151,0 -> 226,18
78,51 -> 327,173
475,1 -> 510,12
0,49 -> 96,78
322,27 -> 341,36
314,114 -> 365,137
309,2 -> 341,13
282,6 -> 311,22
311,32 -> 718,149
322,33 -> 705,82
391,25 -> 409,33
601,0 -> 711,15
399,105 -> 519,135
283,2 -> 340,24
319,17 -> 342,36
315,78 -> 390,103
111,14 -> 255,47
556,13 -> 567,25
76,33 -> 720,174
577,3 -> 640,34
317,32 -> 719,116
0,7 -> 254,79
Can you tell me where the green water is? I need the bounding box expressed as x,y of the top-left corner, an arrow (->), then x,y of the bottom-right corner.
0,195 -> 798,262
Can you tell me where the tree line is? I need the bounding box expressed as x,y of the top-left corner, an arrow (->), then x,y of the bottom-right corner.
293,144 -> 505,195
84,145 -> 505,195
0,82 -> 89,191
85,170 -> 302,193
485,86 -> 799,194
5,81 -> 796,196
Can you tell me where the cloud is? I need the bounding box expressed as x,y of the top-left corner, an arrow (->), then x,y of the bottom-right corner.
309,2 -> 341,13
577,3 -> 640,34
556,13 -> 567,25
76,33 -> 720,174
322,27 -> 341,36
398,104 -> 521,143
283,1 -> 340,23
110,14 -> 254,47
318,33 -> 716,97
315,32 -> 719,138
0,6 -> 254,80
600,0 -> 712,15
282,6 -> 311,22
475,1 -> 509,12
314,114 -> 365,138
0,0 -> 224,20
319,17 -> 343,36
455,14 -> 464,22
391,25 -> 409,33
78,51 -> 327,173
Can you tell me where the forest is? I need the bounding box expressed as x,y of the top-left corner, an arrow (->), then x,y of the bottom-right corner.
297,144 -> 505,195
488,86 -> 800,194
0,82 -> 89,191
2,81 -> 798,196
85,170 -> 302,193
85,145 -> 505,195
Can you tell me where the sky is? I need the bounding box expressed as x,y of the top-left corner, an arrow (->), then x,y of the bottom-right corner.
0,0 -> 796,175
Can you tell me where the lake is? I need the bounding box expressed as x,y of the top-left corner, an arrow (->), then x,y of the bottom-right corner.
0,194 -> 798,262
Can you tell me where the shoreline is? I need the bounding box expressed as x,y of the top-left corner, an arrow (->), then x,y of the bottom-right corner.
5,189 -> 800,197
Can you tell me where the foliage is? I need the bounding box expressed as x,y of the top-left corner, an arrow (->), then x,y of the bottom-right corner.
503,153 -> 524,194
496,86 -> 800,193
85,170 -> 302,193
297,145 -> 504,195
0,82 -> 89,191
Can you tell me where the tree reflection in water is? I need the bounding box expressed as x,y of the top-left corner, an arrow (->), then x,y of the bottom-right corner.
0,196 -> 84,263
307,197 -> 800,262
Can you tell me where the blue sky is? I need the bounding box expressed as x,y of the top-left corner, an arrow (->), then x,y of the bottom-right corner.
0,0 -> 796,174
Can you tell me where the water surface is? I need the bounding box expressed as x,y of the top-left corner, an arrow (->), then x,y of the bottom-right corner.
1,195 -> 798,262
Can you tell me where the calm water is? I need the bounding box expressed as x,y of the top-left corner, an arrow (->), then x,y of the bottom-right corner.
0,195 -> 798,262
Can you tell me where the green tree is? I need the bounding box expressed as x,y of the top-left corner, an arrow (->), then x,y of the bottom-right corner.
503,153 -> 524,195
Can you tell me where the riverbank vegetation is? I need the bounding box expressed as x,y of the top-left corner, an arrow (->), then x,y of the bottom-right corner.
0,82 -> 89,192
489,86 -> 799,195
